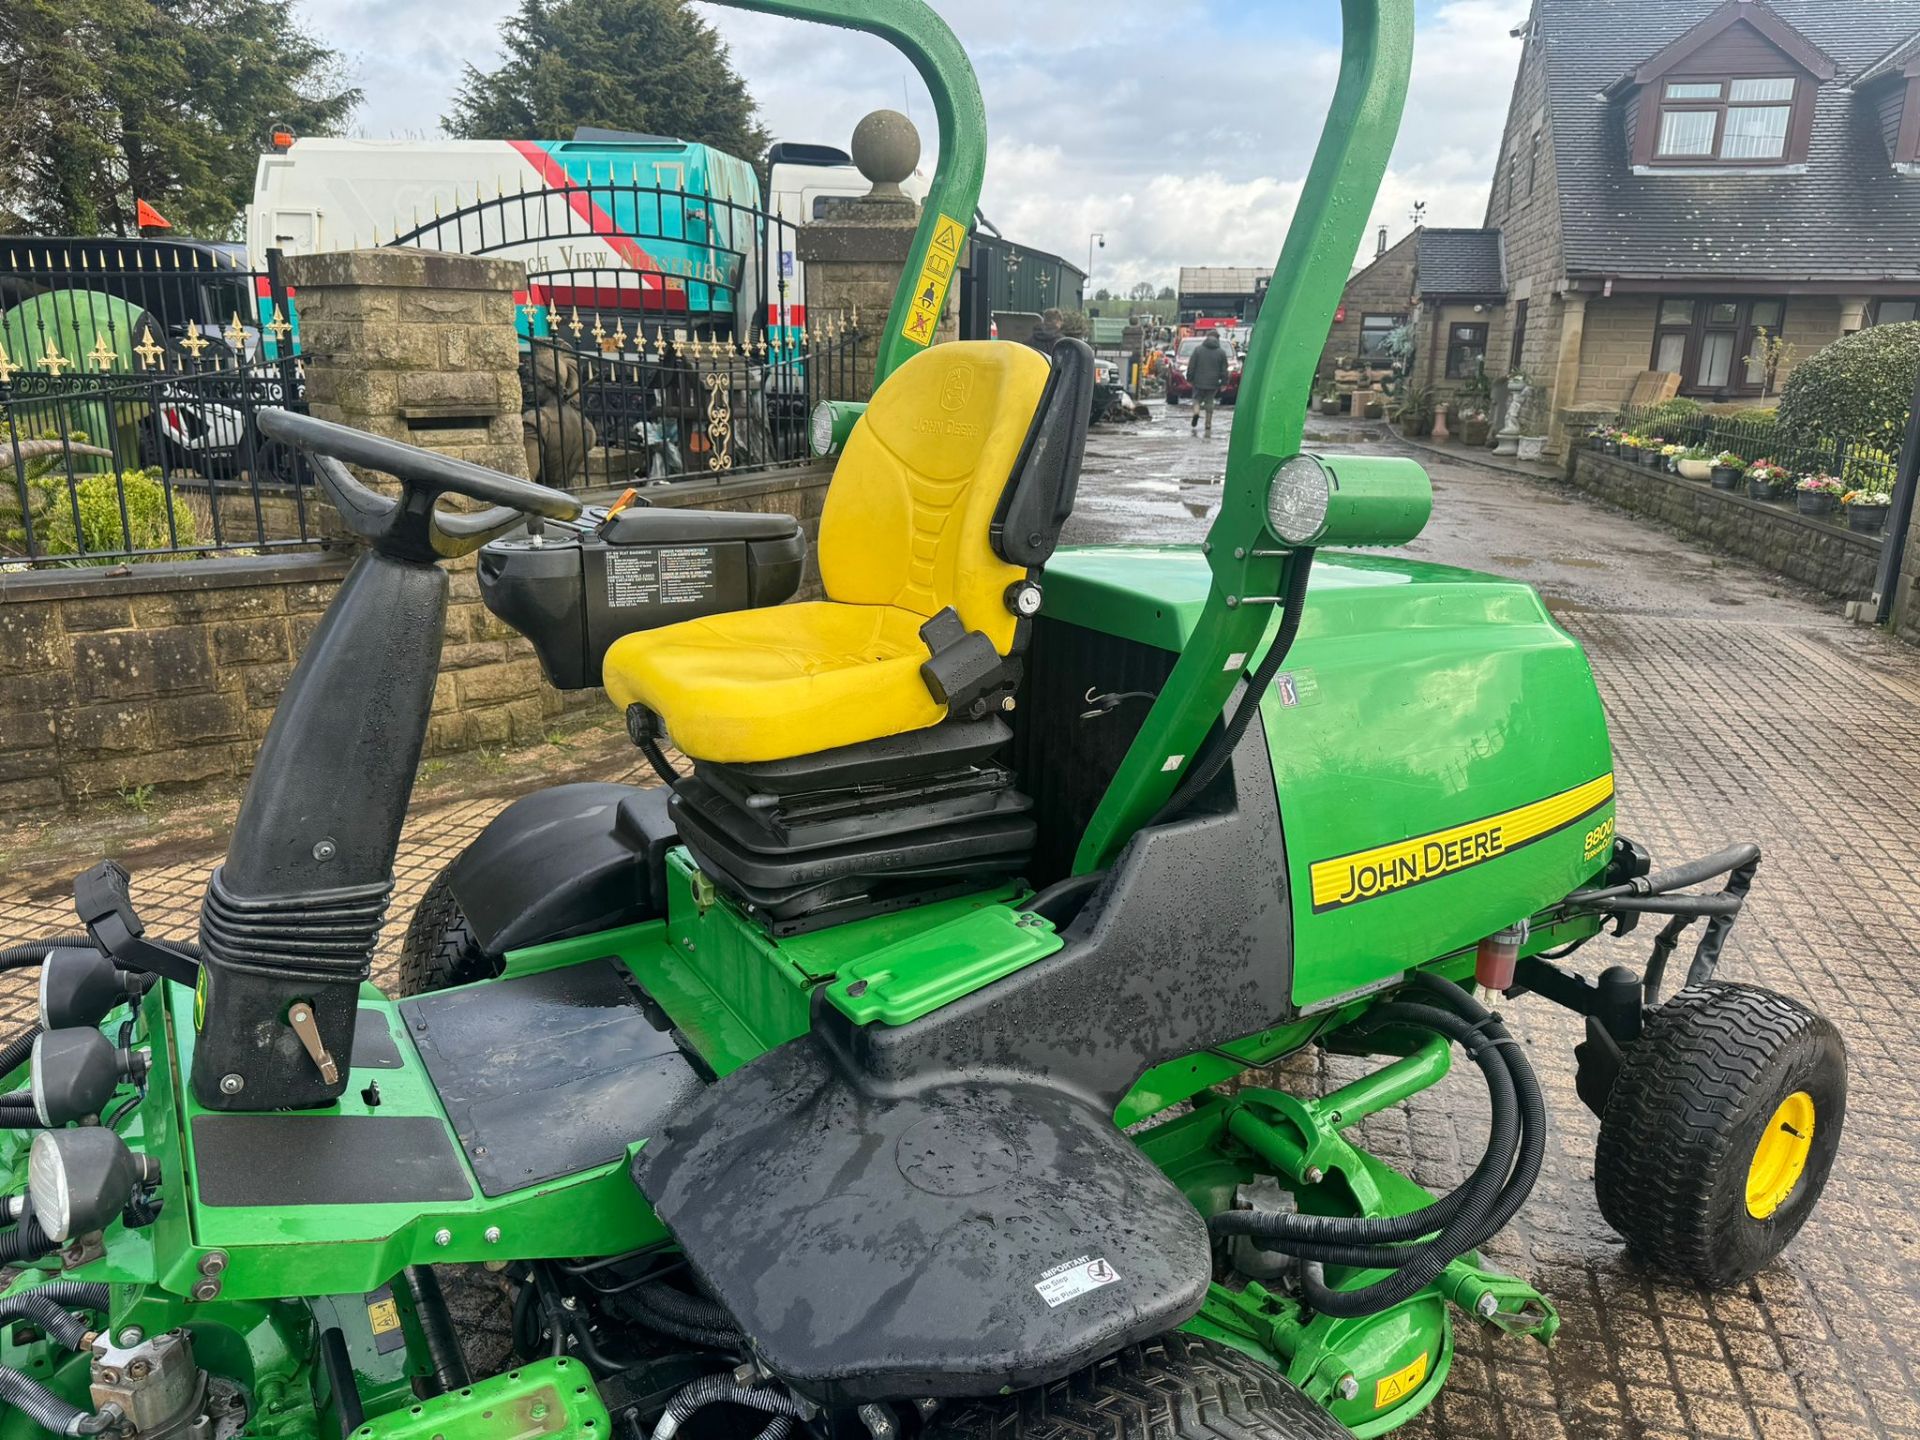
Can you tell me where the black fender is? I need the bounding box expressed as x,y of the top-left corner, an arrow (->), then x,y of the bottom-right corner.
447,783 -> 678,957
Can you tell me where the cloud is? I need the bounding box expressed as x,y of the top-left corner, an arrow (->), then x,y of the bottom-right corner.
294,0 -> 1529,286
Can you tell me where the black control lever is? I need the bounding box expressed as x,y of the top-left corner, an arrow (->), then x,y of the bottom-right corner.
73,861 -> 199,987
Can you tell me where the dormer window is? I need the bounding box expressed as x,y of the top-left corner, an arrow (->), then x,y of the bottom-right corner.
1612,1 -> 1835,173
1656,77 -> 1797,160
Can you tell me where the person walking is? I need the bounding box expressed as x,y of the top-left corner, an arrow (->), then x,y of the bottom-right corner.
1185,331 -> 1230,434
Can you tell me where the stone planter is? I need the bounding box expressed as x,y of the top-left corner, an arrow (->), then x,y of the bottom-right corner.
1710,466 -> 1742,489
1460,418 -> 1490,447
1362,396 -> 1385,420
1847,504 -> 1889,534
1319,397 -> 1340,415
1517,436 -> 1548,462
1678,458 -> 1713,481
1796,490 -> 1838,517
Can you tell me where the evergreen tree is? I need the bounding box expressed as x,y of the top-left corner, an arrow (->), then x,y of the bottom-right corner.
447,0 -> 770,163
0,0 -> 358,237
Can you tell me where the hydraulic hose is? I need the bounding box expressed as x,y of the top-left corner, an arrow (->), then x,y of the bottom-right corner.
400,1267 -> 471,1396
633,1281 -> 736,1334
1210,974 -> 1547,1319
650,1376 -> 810,1440
0,1026 -> 42,1082
0,1283 -> 112,1351
614,1286 -> 741,1351
1149,551 -> 1315,829
0,1364 -> 112,1436
1210,1002 -> 1518,1250
0,937 -> 91,971
0,1218 -> 55,1264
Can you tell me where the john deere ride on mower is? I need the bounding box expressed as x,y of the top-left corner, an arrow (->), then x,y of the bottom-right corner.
0,2 -> 1846,1437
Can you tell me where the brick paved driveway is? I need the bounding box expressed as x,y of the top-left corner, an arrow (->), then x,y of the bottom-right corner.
3,406 -> 1918,1438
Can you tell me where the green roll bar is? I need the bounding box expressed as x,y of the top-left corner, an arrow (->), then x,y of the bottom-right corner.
708,0 -> 987,385
711,0 -> 1413,870
1075,0 -> 1415,871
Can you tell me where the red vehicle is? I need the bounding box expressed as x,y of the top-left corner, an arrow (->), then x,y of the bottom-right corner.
1164,333 -> 1243,405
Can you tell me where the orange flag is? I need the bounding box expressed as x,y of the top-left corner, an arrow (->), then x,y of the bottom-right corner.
135,199 -> 172,230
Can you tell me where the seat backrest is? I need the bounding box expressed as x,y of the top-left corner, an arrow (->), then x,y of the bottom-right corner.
818,341 -> 1052,655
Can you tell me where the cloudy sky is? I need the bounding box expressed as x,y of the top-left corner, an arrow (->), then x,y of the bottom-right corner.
295,0 -> 1529,291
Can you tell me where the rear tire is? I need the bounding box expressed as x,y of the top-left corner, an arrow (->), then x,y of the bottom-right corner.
1595,982 -> 1845,1288
396,868 -> 501,996
924,1333 -> 1347,1440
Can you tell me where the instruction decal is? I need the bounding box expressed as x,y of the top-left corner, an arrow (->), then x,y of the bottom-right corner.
901,212 -> 968,347
606,547 -> 718,608
1034,1255 -> 1121,1308
1308,774 -> 1615,912
364,1286 -> 406,1355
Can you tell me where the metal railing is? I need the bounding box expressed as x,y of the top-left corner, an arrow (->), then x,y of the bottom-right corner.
1600,404 -> 1901,497
386,182 -> 806,349
524,322 -> 869,490
2,358 -> 317,567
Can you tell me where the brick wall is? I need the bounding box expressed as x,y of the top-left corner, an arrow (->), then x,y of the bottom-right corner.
1566,449 -> 1882,602
0,466 -> 833,811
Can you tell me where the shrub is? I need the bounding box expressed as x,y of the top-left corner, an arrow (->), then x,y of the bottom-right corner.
6,466 -> 197,561
1777,322 -> 1920,447
1840,445 -> 1897,492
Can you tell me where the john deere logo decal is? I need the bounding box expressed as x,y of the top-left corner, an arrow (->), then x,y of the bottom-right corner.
941,364 -> 975,411
1310,774 -> 1614,912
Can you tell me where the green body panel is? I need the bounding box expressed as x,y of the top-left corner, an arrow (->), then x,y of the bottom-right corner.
1043,546 -> 1616,1006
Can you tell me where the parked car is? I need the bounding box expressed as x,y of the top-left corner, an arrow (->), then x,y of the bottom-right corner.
1164,335 -> 1242,405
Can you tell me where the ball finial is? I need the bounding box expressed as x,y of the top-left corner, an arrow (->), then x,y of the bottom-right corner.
851,110 -> 921,199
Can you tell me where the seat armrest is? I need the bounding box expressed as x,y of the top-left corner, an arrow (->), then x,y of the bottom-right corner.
919,608 -> 1013,719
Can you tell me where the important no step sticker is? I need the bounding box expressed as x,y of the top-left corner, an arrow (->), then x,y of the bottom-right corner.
1034,1255 -> 1121,1308
900,213 -> 968,348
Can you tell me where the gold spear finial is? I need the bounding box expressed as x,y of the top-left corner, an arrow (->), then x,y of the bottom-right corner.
134,327 -> 165,370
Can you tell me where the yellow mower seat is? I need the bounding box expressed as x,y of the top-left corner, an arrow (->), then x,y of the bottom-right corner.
604,341 -> 1055,764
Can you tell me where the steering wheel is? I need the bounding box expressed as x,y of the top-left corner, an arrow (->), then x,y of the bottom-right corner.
257,409 -> 582,561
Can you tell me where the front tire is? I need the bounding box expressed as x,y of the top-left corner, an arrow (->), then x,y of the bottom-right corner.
397,868 -> 502,996
924,1334 -> 1347,1440
1595,982 -> 1845,1288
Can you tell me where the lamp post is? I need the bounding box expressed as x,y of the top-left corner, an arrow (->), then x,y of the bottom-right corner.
1087,231 -> 1106,293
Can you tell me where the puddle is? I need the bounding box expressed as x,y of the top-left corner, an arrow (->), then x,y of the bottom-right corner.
1542,595 -> 1593,614
1488,554 -> 1538,568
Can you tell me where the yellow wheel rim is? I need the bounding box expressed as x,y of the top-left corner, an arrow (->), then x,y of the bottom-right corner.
1746,1091 -> 1816,1220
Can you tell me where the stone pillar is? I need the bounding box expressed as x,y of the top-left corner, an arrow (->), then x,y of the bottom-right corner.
282,249 -> 528,477
1544,291 -> 1590,459
794,111 -> 960,402
1895,532 -> 1920,645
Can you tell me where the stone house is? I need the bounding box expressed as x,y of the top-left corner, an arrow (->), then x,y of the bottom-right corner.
1318,230 -> 1418,376
1329,0 -> 1920,450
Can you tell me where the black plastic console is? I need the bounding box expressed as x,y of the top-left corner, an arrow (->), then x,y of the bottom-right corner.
479,508 -> 805,690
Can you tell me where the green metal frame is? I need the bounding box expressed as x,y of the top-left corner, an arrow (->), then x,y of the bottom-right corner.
715,0 -> 987,384
1076,0 -> 1416,872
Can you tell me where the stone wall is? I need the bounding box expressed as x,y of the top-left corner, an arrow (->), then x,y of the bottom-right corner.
0,466 -> 834,811
1321,233 -> 1417,377
1483,24 -> 1567,395
1566,449 -> 1882,602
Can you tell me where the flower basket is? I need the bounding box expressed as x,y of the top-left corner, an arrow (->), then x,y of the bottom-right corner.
1748,477 -> 1779,500
1603,440 -> 1620,455
1678,459 -> 1713,481
1710,466 -> 1742,489
1847,504 -> 1889,533
1796,490 -> 1837,516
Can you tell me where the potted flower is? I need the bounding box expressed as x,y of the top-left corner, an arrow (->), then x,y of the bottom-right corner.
1795,474 -> 1843,516
1459,407 -> 1491,447
1602,427 -> 1622,456
1661,442 -> 1686,474
1746,460 -> 1791,499
1676,446 -> 1715,482
1640,436 -> 1668,468
1710,451 -> 1746,490
1842,488 -> 1892,533
1318,391 -> 1341,416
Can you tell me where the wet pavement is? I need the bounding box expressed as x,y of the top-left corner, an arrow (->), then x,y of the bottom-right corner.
5,401 -> 1920,1438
